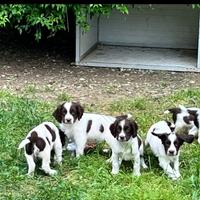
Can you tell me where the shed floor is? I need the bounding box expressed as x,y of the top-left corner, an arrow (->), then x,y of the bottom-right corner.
77,45 -> 198,72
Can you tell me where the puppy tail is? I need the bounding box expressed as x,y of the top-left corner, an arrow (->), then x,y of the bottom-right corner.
18,139 -> 30,149
178,104 -> 187,112
127,113 -> 132,119
164,110 -> 170,114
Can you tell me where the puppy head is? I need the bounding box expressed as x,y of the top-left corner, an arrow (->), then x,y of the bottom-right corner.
110,115 -> 138,142
152,129 -> 194,156
164,105 -> 196,127
52,102 -> 84,124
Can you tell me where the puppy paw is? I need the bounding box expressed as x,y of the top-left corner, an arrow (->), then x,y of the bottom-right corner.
48,169 -> 57,176
111,169 -> 119,175
169,174 -> 180,181
26,172 -> 34,177
142,163 -> 148,169
133,171 -> 141,177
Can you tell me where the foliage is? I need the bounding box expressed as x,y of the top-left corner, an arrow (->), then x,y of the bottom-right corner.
0,88 -> 200,199
0,4 -> 129,42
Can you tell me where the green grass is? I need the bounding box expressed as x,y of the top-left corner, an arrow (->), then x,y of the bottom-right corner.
0,88 -> 200,200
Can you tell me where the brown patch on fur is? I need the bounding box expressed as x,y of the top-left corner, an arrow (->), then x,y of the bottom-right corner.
36,138 -> 46,151
52,103 -> 65,123
59,129 -> 66,147
25,143 -> 34,155
137,136 -> 142,148
71,102 -> 84,121
99,124 -> 104,133
167,108 -> 181,123
45,124 -> 56,142
183,116 -> 191,124
86,120 -> 92,133
188,110 -> 199,128
25,131 -> 46,154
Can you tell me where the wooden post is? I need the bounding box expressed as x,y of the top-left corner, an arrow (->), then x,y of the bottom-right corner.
75,23 -> 80,63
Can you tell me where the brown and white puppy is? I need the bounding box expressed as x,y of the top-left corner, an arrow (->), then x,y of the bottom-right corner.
52,101 -> 117,158
18,122 -> 62,176
164,105 -> 200,143
109,115 -> 147,176
145,120 -> 194,180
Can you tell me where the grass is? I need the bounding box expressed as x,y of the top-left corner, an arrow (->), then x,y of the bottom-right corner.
0,88 -> 200,200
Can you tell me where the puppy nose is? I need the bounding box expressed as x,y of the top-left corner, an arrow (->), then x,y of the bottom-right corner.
66,119 -> 71,123
169,150 -> 174,154
120,136 -> 125,140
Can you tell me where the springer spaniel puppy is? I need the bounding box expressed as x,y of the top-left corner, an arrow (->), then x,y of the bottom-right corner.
145,120 -> 194,180
18,122 -> 62,176
109,115 -> 147,176
164,105 -> 200,143
52,101 -> 117,158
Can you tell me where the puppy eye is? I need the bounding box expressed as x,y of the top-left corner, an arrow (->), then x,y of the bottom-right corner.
71,111 -> 75,114
124,126 -> 130,132
166,141 -> 171,146
62,110 -> 67,115
174,142 -> 178,147
117,126 -> 121,132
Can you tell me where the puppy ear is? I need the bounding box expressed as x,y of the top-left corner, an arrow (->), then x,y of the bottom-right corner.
52,104 -> 63,123
165,120 -> 175,132
151,129 -> 169,141
130,120 -> 138,138
110,122 -> 117,138
75,102 -> 84,120
177,134 -> 194,144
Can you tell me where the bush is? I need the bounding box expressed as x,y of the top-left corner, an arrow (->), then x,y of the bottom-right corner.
0,4 -> 129,42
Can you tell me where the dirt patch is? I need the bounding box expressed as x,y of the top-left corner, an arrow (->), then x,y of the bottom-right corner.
0,29 -> 200,105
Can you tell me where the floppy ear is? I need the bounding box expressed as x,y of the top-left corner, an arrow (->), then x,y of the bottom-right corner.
109,122 -> 117,138
116,115 -> 128,121
130,120 -> 138,138
52,104 -> 63,123
151,129 -> 169,141
177,134 -> 194,144
165,120 -> 175,132
74,102 -> 84,120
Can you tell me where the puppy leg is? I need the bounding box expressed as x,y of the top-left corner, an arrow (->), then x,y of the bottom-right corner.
198,129 -> 200,144
158,157 -> 177,180
25,154 -> 35,176
75,137 -> 87,158
111,152 -> 120,174
53,140 -> 63,165
139,145 -> 148,169
144,139 -> 149,147
41,150 -> 57,176
106,151 -> 114,164
173,157 -> 181,179
133,153 -> 141,176
140,156 -> 148,169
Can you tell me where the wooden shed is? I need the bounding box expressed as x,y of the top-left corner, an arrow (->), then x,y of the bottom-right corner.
75,4 -> 200,72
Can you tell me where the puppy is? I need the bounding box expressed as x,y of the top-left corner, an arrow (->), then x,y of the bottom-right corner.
52,101 -> 117,157
145,120 -> 194,180
109,115 -> 147,176
18,122 -> 62,176
164,105 -> 200,143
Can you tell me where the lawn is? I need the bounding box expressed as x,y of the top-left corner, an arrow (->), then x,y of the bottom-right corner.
0,88 -> 200,200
